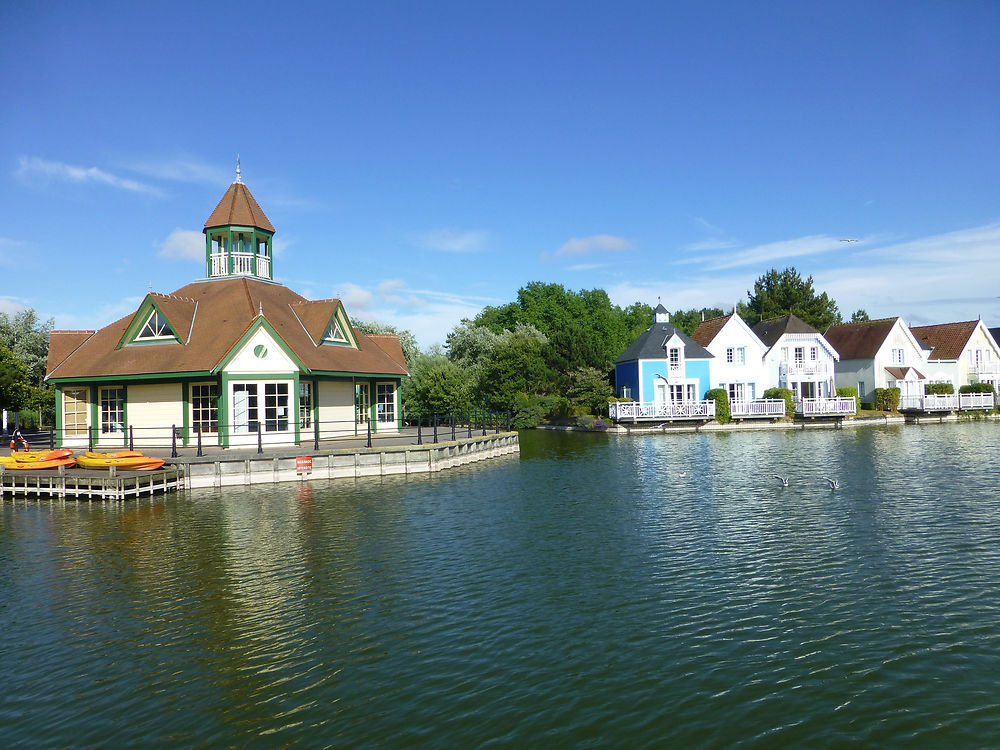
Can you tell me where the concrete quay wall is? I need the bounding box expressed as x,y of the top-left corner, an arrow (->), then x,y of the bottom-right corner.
181,432 -> 520,490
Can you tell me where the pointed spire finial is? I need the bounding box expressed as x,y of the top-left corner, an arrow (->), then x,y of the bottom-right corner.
235,154 -> 243,184
258,301 -> 263,317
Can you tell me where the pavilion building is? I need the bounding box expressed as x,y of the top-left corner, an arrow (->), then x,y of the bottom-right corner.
45,171 -> 408,449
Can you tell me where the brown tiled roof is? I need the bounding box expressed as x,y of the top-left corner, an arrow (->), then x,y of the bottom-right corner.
46,278 -> 407,380
151,293 -> 198,344
909,320 -> 979,361
885,366 -> 925,380
290,299 -> 355,345
751,313 -> 817,347
366,334 -> 407,370
823,318 -> 897,360
690,314 -> 731,347
46,331 -> 96,377
204,183 -> 275,232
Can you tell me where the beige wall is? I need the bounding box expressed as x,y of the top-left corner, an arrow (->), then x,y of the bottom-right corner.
317,381 -> 357,438
127,383 -> 183,446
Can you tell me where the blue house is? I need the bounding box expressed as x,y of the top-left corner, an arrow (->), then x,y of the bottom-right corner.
611,304 -> 715,421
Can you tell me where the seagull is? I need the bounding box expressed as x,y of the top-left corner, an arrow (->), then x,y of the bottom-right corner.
774,475 -> 789,487
823,477 -> 840,489
840,238 -> 859,243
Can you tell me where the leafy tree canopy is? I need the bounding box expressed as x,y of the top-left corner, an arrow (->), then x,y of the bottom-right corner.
0,345 -> 30,413
352,320 -> 420,368
851,309 -> 870,323
736,267 -> 842,331
0,308 -> 53,386
401,352 -> 472,416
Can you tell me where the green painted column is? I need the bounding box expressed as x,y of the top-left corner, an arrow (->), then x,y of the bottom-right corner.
227,229 -> 234,274
205,233 -> 212,277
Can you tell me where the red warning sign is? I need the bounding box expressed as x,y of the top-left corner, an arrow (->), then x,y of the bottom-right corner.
296,456 -> 313,473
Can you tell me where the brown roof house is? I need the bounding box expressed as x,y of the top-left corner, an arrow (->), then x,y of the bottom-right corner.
823,317 -> 927,406
910,319 -> 1000,392
46,172 -> 408,449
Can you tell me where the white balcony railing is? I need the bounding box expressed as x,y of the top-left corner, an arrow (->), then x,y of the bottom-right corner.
898,393 -> 994,412
797,396 -> 856,416
730,399 -> 787,418
209,252 -> 270,277
609,400 -> 716,421
970,362 -> 1000,377
780,362 -> 829,378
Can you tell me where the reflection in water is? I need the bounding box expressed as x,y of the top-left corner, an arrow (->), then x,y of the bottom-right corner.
2,422 -> 1000,746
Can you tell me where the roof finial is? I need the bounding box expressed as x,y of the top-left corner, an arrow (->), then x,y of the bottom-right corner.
235,154 -> 243,184
258,301 -> 263,316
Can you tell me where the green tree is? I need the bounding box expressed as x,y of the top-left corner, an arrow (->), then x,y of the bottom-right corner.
0,308 -> 54,386
737,267 -> 842,330
0,345 -> 30,414
445,321 -> 502,371
475,325 -> 555,410
669,307 -> 726,336
567,366 -> 614,414
401,352 -> 472,416
850,309 -> 870,323
352,320 -> 420,368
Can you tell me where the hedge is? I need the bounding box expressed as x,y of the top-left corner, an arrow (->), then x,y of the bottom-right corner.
874,387 -> 901,412
705,388 -> 731,424
925,382 -> 955,395
763,387 -> 795,418
960,382 -> 996,394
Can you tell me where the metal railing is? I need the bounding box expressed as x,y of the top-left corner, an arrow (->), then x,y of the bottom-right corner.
899,393 -> 995,412
26,411 -> 512,458
209,252 -> 270,277
609,400 -> 717,421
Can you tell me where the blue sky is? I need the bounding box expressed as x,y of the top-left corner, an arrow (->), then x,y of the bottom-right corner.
2,1 -> 999,347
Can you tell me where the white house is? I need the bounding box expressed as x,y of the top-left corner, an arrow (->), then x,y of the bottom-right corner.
751,314 -> 849,415
824,317 -> 927,405
910,319 -> 1000,393
690,313 -> 782,417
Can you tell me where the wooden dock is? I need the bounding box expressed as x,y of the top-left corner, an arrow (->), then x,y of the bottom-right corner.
0,466 -> 184,501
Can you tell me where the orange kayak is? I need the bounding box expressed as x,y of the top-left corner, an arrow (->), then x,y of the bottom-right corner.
2,457 -> 77,470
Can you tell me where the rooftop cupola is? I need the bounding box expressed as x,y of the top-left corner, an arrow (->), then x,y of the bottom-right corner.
653,300 -> 670,324
203,158 -> 275,280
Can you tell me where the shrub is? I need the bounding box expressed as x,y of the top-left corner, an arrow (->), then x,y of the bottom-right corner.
593,418 -> 609,431
960,382 -> 996,394
926,382 -> 955,395
884,387 -> 901,412
763,387 -> 794,417
705,388 -> 731,424
576,414 -> 597,430
874,388 -> 886,411
860,401 -> 875,411
511,392 -> 547,429
836,387 -> 859,415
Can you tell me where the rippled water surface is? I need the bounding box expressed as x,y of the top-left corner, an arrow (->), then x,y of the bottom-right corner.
3,423 -> 1000,747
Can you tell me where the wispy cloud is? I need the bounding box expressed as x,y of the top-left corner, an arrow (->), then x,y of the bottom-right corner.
0,296 -> 26,315
410,228 -> 488,253
680,234 -> 849,271
129,157 -> 230,185
566,262 -> 610,272
555,234 -> 631,257
158,229 -> 204,261
16,156 -> 163,195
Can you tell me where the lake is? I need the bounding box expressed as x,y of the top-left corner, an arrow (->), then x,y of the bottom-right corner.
2,422 -> 1000,747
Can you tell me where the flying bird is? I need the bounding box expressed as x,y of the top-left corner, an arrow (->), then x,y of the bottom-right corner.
774,475 -> 789,487
840,238 -> 859,243
823,477 -> 840,489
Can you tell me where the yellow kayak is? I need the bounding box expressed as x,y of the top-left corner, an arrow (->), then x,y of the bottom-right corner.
2,449 -> 74,466
2,456 -> 76,470
76,454 -> 166,471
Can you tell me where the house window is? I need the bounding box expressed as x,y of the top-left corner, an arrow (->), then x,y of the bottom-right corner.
858,381 -> 866,398
233,384 -> 259,433
376,383 -> 396,423
323,319 -> 348,344
794,347 -> 804,365
892,348 -> 904,364
299,382 -> 312,428
621,385 -> 632,400
100,387 -> 124,434
735,347 -> 745,365
264,383 -> 290,432
810,347 -> 818,361
668,348 -> 681,368
135,310 -> 175,341
728,383 -> 746,403
781,347 -> 789,362
63,388 -> 88,436
191,384 -> 218,433
356,383 -> 370,424
726,348 -> 734,363
669,384 -> 685,402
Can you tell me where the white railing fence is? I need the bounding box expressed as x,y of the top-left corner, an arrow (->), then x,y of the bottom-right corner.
899,393 -> 994,411
730,399 -> 787,417
609,400 -> 716,421
780,362 -> 829,377
209,252 -> 270,277
798,396 -> 856,416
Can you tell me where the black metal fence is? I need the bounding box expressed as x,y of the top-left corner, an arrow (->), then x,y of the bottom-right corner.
4,410 -> 512,459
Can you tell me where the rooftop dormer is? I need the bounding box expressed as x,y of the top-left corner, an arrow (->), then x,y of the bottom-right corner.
203,159 -> 275,281
653,301 -> 670,324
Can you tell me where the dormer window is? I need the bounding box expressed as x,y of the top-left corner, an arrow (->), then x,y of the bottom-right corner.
668,347 -> 681,369
135,310 -> 176,341
323,319 -> 348,344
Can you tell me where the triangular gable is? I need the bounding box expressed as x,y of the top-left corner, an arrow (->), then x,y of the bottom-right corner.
116,295 -> 194,348
290,299 -> 359,349
215,317 -> 306,374
885,366 -> 925,381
